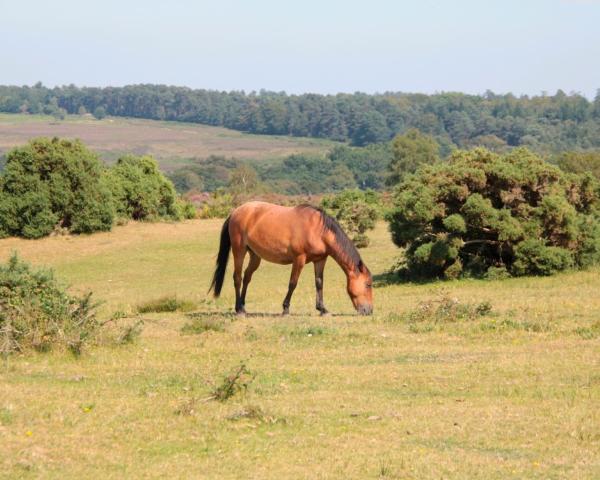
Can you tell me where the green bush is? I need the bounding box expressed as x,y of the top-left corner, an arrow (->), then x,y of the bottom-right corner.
0,138 -> 114,238
0,253 -> 98,354
199,189 -> 236,219
106,154 -> 183,221
387,147 -> 600,278
320,189 -> 381,247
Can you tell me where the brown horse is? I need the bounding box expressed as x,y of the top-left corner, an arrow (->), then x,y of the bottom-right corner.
209,201 -> 373,316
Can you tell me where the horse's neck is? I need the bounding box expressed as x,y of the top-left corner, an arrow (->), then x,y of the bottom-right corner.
326,238 -> 355,278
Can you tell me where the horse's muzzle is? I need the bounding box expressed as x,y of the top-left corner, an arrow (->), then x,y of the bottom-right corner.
357,304 -> 373,316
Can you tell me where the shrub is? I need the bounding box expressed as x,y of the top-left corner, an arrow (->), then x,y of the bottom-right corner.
320,189 -> 381,247
387,129 -> 440,185
106,155 -> 183,221
387,148 -> 600,278
0,254 -> 98,354
0,138 -> 114,238
198,189 -> 236,219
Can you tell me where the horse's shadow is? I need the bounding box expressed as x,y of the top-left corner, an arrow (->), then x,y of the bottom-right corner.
185,310 -> 348,319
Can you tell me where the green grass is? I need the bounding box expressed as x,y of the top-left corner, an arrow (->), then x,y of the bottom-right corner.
0,220 -> 599,479
0,113 -> 337,170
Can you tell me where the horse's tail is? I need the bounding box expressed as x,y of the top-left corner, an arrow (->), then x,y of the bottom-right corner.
209,216 -> 231,298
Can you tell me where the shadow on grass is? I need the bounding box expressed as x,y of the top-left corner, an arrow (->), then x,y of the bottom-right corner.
373,271 -> 440,287
185,310 -> 351,319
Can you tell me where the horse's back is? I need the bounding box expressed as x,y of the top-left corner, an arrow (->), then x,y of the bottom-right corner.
229,202 -> 325,264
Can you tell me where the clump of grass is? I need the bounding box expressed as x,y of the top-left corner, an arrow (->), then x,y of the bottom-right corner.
479,317 -> 552,333
181,317 -> 225,334
574,321 -> 600,340
278,324 -> 332,338
175,397 -> 197,416
137,295 -> 196,314
406,294 -> 492,324
0,406 -> 14,426
117,319 -> 144,344
211,363 -> 255,402
226,404 -> 285,424
0,253 -> 99,355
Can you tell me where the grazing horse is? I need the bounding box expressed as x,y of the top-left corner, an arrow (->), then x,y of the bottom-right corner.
208,201 -> 373,316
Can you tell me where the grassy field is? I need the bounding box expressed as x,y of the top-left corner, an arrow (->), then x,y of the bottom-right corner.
0,113 -> 336,170
0,220 -> 599,479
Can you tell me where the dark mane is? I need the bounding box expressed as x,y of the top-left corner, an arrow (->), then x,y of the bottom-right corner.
297,205 -> 363,272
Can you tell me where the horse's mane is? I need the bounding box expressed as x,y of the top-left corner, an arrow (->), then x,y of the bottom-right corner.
297,205 -> 363,272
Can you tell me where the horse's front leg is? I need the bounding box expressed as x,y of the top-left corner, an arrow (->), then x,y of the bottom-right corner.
282,255 -> 306,316
314,258 -> 329,315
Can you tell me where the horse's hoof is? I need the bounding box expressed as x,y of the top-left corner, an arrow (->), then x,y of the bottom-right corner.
281,310 -> 289,317
320,311 -> 331,317
236,310 -> 246,317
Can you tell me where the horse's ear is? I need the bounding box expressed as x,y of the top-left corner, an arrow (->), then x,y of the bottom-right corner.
357,260 -> 366,273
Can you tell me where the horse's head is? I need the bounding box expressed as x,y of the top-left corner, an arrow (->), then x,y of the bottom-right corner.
347,261 -> 373,315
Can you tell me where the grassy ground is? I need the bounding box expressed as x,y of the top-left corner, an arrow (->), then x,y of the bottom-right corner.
0,113 -> 336,169
0,220 -> 599,479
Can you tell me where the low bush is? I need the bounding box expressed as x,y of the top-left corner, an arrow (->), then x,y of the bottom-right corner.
106,154 -> 184,221
387,147 -> 600,279
0,138 -> 113,239
0,253 -> 98,354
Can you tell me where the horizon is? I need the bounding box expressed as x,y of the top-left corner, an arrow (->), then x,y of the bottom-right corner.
2,0 -> 599,99
3,82 -> 597,101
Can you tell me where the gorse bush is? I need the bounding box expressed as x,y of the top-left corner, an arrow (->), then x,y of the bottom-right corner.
107,155 -> 186,221
387,147 -> 600,278
0,137 -> 113,238
0,138 -> 194,239
0,253 -> 98,354
320,189 -> 381,247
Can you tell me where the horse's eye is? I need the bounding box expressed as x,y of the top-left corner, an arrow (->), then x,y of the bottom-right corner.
366,283 -> 372,288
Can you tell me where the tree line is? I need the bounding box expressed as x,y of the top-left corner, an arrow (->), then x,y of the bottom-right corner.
1,83 -> 600,150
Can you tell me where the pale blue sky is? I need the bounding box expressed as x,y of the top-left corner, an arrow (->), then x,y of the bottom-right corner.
1,0 -> 599,97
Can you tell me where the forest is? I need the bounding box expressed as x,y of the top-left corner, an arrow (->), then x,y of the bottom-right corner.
1,83 -> 600,151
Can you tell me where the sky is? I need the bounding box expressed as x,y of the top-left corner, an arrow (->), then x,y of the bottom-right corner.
1,0 -> 599,97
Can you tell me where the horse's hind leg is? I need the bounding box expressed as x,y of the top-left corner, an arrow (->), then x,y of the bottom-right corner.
240,250 -> 261,312
231,236 -> 247,315
282,255 -> 306,316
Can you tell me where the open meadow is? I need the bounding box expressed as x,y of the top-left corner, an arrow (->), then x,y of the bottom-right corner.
0,220 -> 599,479
0,113 -> 336,170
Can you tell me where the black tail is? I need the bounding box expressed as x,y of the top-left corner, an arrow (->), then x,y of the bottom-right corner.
209,216 -> 231,298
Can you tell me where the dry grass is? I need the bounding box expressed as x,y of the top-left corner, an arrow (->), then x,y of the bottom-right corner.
0,113 -> 336,170
0,220 -> 599,479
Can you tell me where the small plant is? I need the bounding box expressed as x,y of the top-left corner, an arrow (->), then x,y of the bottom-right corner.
117,319 -> 144,344
211,363 -> 255,402
137,296 -> 196,313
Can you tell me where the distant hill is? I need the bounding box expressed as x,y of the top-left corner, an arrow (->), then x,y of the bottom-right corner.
1,83 -> 600,152
0,113 -> 336,170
